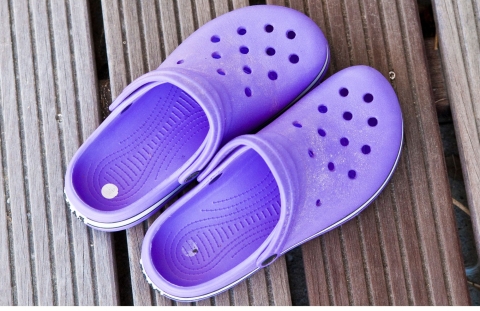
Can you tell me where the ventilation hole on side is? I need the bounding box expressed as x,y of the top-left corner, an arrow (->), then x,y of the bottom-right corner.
364,93 -> 374,103
177,60 -> 184,64
211,52 -> 221,59
316,199 -> 321,207
245,87 -> 252,97
121,104 -> 132,114
328,162 -> 335,171
211,35 -> 220,43
318,105 -> 328,113
266,47 -> 276,56
217,69 -> 226,75
265,24 -> 274,33
243,66 -> 252,74
289,54 -> 299,64
192,249 -> 198,254
261,254 -> 277,266
237,27 -> 246,35
362,145 -> 371,154
339,88 -> 349,97
292,121 -> 302,128
268,71 -> 278,80
287,30 -> 296,39
240,46 -> 249,54
368,117 -> 378,127
308,149 -> 314,158
340,137 -> 349,146
318,128 -> 326,137
209,173 -> 223,185
348,170 -> 357,179
343,111 -> 353,121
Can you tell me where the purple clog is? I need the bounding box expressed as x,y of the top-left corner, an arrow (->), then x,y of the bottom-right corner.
141,65 -> 403,301
64,5 -> 329,231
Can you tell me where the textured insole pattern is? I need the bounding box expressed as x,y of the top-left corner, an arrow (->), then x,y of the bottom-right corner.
151,150 -> 279,286
72,83 -> 209,211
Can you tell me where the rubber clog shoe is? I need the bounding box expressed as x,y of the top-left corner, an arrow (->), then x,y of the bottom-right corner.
64,5 -> 329,231
141,65 -> 403,301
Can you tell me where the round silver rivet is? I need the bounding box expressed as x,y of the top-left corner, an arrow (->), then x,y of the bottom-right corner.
101,183 -> 118,199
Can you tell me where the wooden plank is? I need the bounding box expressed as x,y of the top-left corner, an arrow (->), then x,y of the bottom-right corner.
267,255 -> 292,305
13,0 -> 56,305
232,281 -> 249,305
101,0 -> 290,306
432,1 -> 480,300
51,0 -> 95,305
0,0 -> 33,305
268,0 -> 470,305
0,1 -> 15,304
0,0 -> 119,305
303,239 -> 330,305
64,0 -> 119,305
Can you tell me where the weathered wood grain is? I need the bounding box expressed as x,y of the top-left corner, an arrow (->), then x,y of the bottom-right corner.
432,0 -> 480,281
268,0 -> 470,306
101,0 -> 289,306
0,0 -> 33,305
0,0 -> 119,305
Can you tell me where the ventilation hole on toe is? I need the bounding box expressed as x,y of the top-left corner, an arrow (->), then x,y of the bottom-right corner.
362,145 -> 371,154
211,52 -> 221,59
339,88 -> 349,97
217,69 -> 225,75
121,104 -> 132,114
316,199 -> 321,207
318,105 -> 328,113
268,71 -> 278,80
243,66 -> 252,74
245,87 -> 252,97
343,111 -> 352,121
237,27 -> 246,35
328,162 -> 335,171
266,47 -> 276,56
192,249 -> 198,254
364,93 -> 374,103
340,137 -> 349,146
318,128 -> 326,137
292,121 -> 302,128
240,46 -> 249,54
348,170 -> 357,179
211,35 -> 220,43
265,24 -> 274,33
368,117 -> 378,127
177,60 -> 184,64
209,173 -> 223,185
308,149 -> 314,158
289,54 -> 299,64
287,30 -> 296,39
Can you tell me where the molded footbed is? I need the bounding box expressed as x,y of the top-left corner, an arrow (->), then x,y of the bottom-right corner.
72,83 -> 209,211
151,149 -> 279,286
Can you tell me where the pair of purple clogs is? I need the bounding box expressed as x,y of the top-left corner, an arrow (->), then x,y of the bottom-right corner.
64,5 -> 403,302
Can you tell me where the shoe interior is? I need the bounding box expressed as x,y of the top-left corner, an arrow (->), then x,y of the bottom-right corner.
151,148 -> 280,286
72,83 -> 209,212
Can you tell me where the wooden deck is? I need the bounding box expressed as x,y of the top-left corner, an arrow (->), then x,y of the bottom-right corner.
0,0 -> 471,305
0,0 -> 118,305
432,0 -> 480,263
